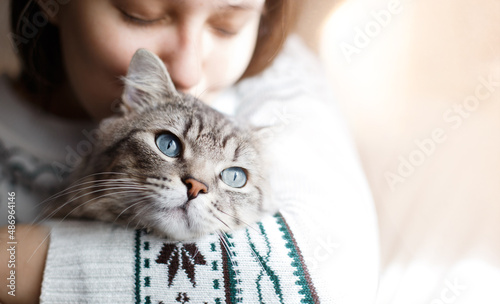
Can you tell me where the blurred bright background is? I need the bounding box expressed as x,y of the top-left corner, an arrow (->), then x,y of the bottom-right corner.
1,0 -> 499,302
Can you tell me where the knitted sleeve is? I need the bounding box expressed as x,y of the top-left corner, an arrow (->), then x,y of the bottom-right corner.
41,212 -> 322,304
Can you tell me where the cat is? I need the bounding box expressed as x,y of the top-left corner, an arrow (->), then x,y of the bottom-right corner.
43,49 -> 272,241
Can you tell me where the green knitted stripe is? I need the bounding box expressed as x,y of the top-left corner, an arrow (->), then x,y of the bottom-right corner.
246,223 -> 284,303
134,229 -> 142,304
222,234 -> 241,303
274,213 -> 317,303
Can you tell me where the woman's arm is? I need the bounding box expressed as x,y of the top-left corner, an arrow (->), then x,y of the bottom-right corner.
0,225 -> 49,304
232,36 -> 380,302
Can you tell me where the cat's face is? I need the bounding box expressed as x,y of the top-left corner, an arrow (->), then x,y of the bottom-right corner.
55,49 -> 271,240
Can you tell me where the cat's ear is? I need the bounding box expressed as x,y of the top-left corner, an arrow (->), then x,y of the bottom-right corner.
120,48 -> 180,114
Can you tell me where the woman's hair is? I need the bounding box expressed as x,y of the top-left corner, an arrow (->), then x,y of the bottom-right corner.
10,0 -> 298,96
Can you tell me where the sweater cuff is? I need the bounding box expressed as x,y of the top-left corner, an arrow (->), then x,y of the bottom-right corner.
40,220 -> 136,304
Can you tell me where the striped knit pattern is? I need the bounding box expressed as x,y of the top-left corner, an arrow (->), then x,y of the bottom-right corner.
40,221 -> 136,303
40,212 -> 319,304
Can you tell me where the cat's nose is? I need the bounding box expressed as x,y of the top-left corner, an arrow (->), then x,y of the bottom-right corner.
183,177 -> 208,200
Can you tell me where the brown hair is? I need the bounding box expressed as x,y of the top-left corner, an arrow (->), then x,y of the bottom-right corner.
9,0 -> 298,96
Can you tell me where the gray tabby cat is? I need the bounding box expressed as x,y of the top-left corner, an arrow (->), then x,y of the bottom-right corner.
44,49 -> 272,240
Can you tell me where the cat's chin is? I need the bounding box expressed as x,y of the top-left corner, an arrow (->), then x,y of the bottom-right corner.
152,230 -> 209,241
147,202 -> 217,241
149,223 -> 212,241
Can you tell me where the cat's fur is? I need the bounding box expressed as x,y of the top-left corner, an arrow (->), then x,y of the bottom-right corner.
45,49 -> 272,240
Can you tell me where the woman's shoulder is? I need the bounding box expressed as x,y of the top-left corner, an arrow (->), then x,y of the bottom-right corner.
235,35 -> 333,103
230,36 -> 345,137
0,75 -> 96,225
0,74 -> 95,158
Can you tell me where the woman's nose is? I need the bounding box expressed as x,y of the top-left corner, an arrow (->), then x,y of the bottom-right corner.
159,27 -> 203,92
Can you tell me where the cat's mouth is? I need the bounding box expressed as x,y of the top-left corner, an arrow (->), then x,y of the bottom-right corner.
181,199 -> 193,209
150,194 -> 221,240
177,201 -> 191,217
172,197 -> 203,219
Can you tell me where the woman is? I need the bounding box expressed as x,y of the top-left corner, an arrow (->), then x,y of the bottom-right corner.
0,0 -> 379,303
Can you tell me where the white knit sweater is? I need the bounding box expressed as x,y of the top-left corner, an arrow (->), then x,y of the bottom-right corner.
0,36 -> 379,304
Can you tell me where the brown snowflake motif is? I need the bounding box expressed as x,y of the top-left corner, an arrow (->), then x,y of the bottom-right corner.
156,243 -> 207,287
176,292 -> 190,303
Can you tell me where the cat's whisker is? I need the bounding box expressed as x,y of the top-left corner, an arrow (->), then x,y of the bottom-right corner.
24,183 -> 140,239
125,202 -> 156,231
126,212 -> 142,230
68,185 -> 148,201
68,171 -> 131,183
42,181 -> 147,207
112,200 -> 147,225
213,213 -> 231,230
32,177 -> 145,211
132,218 -> 145,231
245,233 -> 266,273
34,185 -> 146,224
61,180 -> 148,197
126,205 -> 151,231
112,193 -> 158,224
51,172 -> 135,196
222,236 -> 238,269
26,230 -> 52,264
212,208 -> 261,270
49,172 -> 129,195
28,189 -> 150,263
39,188 -> 147,224
192,86 -> 213,102
28,188 -> 144,264
50,190 -> 149,229
216,231 -> 230,256
192,247 -> 200,260
63,172 -> 157,191
216,208 -> 260,234
216,230 -> 237,268
215,213 -> 266,273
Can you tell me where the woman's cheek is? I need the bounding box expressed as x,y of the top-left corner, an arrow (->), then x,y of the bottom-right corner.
57,9 -> 123,117
217,33 -> 259,84
59,1 -> 165,118
66,23 -> 151,117
92,27 -> 141,79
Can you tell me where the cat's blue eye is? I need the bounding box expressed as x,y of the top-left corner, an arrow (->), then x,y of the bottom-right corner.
221,167 -> 247,188
156,133 -> 181,158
